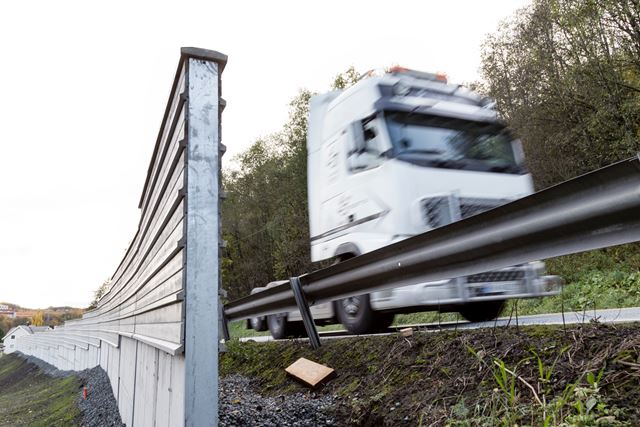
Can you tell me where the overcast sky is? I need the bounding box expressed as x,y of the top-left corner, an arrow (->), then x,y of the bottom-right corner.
0,0 -> 530,308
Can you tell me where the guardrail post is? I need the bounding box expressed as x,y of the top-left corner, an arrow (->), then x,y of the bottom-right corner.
290,277 -> 322,349
182,47 -> 227,427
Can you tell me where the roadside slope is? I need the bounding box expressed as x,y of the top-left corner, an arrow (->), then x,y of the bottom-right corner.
0,353 -> 80,426
222,323 -> 640,425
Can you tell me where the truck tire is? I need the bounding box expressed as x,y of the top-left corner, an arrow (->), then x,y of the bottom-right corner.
267,314 -> 307,339
336,294 -> 394,334
332,254 -> 394,334
250,316 -> 267,332
459,300 -> 506,323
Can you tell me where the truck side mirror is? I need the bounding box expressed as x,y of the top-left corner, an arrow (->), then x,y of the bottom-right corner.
348,122 -> 366,154
512,139 -> 525,164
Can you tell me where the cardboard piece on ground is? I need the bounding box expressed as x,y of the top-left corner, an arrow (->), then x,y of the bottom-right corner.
400,327 -> 413,337
285,357 -> 335,388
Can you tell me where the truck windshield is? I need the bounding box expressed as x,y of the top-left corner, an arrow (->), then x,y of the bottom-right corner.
385,112 -> 524,174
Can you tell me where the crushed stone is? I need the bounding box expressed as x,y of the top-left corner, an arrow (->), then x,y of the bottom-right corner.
219,374 -> 337,426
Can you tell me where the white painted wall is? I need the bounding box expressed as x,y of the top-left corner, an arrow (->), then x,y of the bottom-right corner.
2,326 -> 30,354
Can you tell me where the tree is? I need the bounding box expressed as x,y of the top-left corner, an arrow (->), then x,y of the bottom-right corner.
480,0 -> 640,188
88,279 -> 111,310
31,311 -> 44,326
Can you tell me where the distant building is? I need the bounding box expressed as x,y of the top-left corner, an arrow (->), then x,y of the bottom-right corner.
0,304 -> 16,319
1,325 -> 52,354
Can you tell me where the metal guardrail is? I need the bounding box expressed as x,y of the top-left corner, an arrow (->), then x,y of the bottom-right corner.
225,156 -> 640,325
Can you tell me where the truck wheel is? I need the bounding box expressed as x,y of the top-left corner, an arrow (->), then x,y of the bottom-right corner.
267,314 -> 307,339
459,300 -> 506,322
337,294 -> 391,334
250,316 -> 267,332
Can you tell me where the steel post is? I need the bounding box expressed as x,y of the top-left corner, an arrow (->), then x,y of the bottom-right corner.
182,47 -> 227,427
290,277 -> 322,349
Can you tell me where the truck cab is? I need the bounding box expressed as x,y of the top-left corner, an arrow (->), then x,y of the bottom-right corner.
252,68 -> 562,338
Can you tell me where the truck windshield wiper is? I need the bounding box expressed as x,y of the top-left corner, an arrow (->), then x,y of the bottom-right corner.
430,158 -> 470,169
488,164 -> 522,173
402,148 -> 444,155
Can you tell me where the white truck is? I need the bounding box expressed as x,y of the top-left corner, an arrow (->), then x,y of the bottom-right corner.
249,67 -> 563,338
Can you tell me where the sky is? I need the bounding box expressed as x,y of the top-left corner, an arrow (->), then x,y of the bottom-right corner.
0,0 -> 530,308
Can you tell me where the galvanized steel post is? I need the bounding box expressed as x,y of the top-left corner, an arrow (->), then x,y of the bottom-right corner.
182,47 -> 227,427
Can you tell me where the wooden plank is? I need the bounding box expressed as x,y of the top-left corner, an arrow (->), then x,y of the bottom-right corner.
107,345 -> 121,400
155,351 -> 173,427
102,161 -> 184,308
133,343 -> 159,426
285,357 -> 335,388
169,355 -> 185,427
400,327 -> 414,337
137,197 -> 184,280
139,123 -> 185,234
134,272 -> 182,312
140,69 -> 186,211
128,218 -> 184,302
107,166 -> 184,306
118,337 -> 138,426
134,322 -> 182,346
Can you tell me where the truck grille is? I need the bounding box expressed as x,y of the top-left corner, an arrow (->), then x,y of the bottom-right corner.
467,270 -> 525,283
422,197 -> 454,228
422,196 -> 510,228
459,197 -> 510,219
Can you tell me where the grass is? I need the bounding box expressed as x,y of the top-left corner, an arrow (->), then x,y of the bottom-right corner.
220,323 -> 640,425
516,244 -> 640,315
0,354 -> 81,426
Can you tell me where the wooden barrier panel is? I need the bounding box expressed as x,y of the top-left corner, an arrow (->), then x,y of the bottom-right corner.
14,47 -> 227,427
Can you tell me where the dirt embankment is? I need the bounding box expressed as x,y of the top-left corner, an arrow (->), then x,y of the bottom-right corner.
221,323 -> 640,426
0,354 -> 123,427
0,354 -> 80,426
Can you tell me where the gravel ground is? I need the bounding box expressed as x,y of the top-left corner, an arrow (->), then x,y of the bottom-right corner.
76,366 -> 125,427
17,353 -> 337,426
16,352 -> 124,426
219,375 -> 337,426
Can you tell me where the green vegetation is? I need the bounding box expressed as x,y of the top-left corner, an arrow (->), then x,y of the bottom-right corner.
221,323 -> 640,425
0,354 -> 81,426
481,0 -> 640,190
88,280 -> 112,310
517,244 -> 640,316
476,0 -> 640,329
228,321 -> 269,338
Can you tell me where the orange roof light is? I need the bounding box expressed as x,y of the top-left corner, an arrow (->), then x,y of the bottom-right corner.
435,72 -> 448,83
389,65 -> 410,74
388,67 -> 449,84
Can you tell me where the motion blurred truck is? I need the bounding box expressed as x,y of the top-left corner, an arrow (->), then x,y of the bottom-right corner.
250,67 -> 562,338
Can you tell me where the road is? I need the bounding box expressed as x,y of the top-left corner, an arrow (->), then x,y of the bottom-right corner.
239,306 -> 640,343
